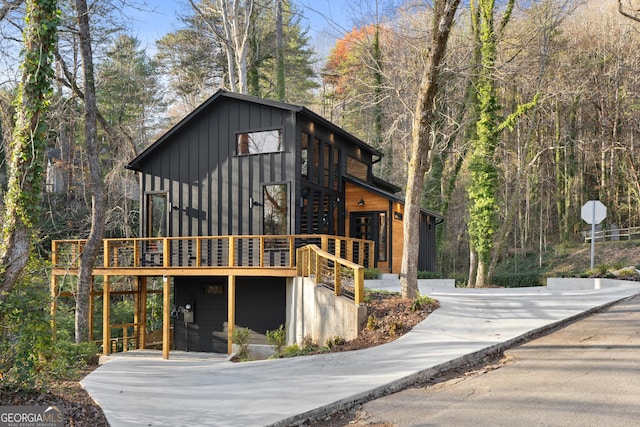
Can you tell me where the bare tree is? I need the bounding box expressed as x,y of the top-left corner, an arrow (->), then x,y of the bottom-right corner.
399,0 -> 461,299
188,0 -> 255,93
74,0 -> 104,342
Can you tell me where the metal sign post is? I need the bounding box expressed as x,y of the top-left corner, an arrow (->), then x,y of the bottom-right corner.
581,200 -> 607,270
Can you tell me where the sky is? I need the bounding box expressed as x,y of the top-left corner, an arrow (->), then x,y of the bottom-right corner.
127,0 -> 363,57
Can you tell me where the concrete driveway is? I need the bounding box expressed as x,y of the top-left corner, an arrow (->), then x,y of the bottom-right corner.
81,284 -> 640,427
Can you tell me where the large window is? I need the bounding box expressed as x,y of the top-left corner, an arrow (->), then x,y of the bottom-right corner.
263,184 -> 288,235
147,193 -> 167,237
237,129 -> 282,155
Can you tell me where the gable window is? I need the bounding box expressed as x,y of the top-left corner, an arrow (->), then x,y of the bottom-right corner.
237,129 -> 282,155
347,156 -> 369,180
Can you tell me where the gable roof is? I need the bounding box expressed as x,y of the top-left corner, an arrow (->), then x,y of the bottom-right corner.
127,89 -> 383,171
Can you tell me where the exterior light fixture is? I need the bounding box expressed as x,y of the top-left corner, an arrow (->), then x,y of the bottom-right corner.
357,198 -> 365,206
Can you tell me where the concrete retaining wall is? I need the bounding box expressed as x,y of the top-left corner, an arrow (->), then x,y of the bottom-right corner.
546,277 -> 640,290
365,278 -> 455,293
286,277 -> 367,347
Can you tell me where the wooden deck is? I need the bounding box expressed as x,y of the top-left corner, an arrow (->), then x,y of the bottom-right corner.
50,234 -> 374,359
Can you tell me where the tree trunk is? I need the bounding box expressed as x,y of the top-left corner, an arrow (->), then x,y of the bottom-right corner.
475,257 -> 488,288
75,0 -> 105,343
275,0 -> 285,101
0,0 -> 58,302
399,0 -> 461,299
468,246 -> 478,288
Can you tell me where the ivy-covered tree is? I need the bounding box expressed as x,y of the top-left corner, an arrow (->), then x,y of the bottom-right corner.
0,0 -> 59,301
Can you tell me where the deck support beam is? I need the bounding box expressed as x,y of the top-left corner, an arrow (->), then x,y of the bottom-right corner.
88,277 -> 94,342
138,277 -> 147,349
162,275 -> 171,359
102,275 -> 110,355
227,275 -> 236,354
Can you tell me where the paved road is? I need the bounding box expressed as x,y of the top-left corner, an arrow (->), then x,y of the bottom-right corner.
353,295 -> 640,427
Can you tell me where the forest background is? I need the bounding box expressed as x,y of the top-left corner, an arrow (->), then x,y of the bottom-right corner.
1,0 -> 640,389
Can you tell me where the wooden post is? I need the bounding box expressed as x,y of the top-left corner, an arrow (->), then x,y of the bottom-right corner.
133,277 -> 139,349
229,237 -> 235,267
196,238 -> 202,267
354,267 -> 364,305
50,239 -> 58,336
334,261 -> 341,296
88,276 -> 94,342
289,237 -> 295,267
163,238 -> 170,267
321,235 -> 328,252
227,275 -> 236,354
102,276 -> 110,355
50,274 -> 58,339
162,275 -> 171,359
134,238 -> 140,267
139,277 -> 147,349
259,236 -> 265,267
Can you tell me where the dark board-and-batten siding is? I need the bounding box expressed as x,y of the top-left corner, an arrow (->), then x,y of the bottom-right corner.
138,98 -> 298,238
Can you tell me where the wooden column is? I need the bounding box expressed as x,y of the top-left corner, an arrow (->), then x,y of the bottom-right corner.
227,275 -> 236,354
162,275 -> 171,359
88,277 -> 94,342
102,275 -> 110,355
50,274 -> 58,339
50,241 -> 58,337
138,277 -> 147,349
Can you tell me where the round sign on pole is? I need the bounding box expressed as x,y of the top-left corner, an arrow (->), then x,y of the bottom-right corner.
581,200 -> 606,225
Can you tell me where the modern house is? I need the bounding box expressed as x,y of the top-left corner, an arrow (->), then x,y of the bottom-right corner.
51,90 -> 442,358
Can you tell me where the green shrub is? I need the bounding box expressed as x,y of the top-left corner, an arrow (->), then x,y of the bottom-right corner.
364,268 -> 382,280
491,272 -> 542,288
451,274 -> 469,288
325,336 -> 346,349
411,294 -> 435,311
367,315 -> 379,330
266,324 -> 287,353
274,339 -> 329,358
364,288 -> 398,302
231,327 -> 251,360
1,257 -> 100,391
417,270 -> 442,279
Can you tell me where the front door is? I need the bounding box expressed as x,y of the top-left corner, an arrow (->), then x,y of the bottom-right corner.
350,212 -> 388,265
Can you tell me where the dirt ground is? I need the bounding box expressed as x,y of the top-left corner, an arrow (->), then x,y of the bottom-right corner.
0,291 -> 435,426
0,370 -> 109,427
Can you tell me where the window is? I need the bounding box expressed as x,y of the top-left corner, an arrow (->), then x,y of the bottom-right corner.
378,213 -> 387,262
237,129 -> 282,155
147,193 -> 167,238
347,156 -> 369,180
263,184 -> 288,235
301,132 -> 309,178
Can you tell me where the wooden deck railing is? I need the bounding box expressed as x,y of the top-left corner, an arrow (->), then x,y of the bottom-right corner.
51,234 -> 375,272
296,244 -> 365,304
